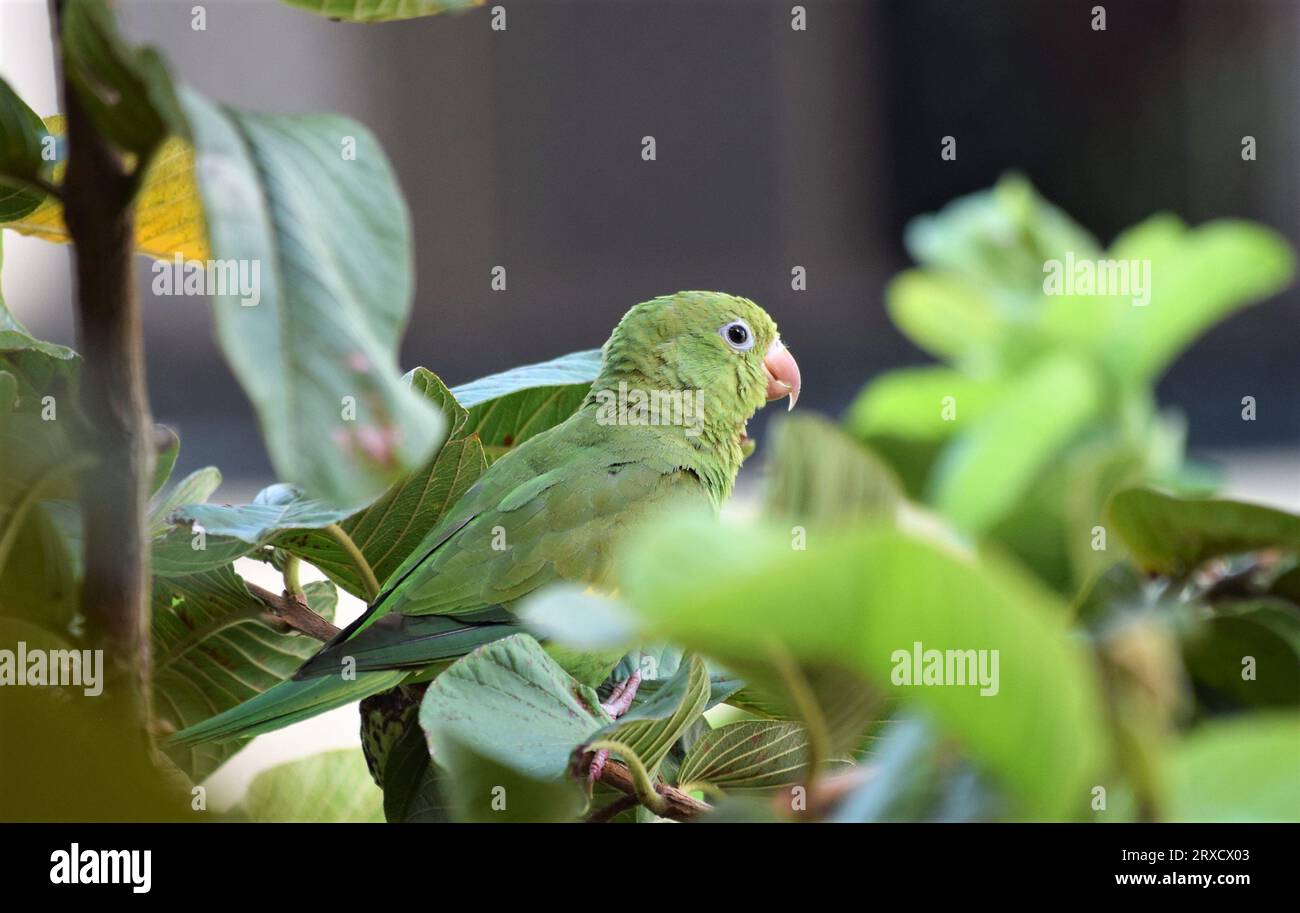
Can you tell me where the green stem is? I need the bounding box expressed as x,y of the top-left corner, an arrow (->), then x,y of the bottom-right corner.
282,553 -> 305,601
586,739 -> 670,818
323,523 -> 379,601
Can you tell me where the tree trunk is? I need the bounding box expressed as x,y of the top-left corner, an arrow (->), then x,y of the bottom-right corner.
59,28 -> 155,735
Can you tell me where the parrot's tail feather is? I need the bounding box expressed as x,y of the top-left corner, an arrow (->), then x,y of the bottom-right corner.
293,611 -> 520,680
166,671 -> 407,747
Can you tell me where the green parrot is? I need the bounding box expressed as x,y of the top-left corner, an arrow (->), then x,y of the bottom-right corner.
169,291 -> 801,749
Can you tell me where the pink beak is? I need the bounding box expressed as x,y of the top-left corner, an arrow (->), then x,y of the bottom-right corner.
763,338 -> 801,411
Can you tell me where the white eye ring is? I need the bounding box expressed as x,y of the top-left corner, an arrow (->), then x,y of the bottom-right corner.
719,320 -> 754,352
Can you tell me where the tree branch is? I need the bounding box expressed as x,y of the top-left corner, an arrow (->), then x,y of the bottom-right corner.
596,760 -> 712,822
55,0 -> 154,735
245,580 -> 341,642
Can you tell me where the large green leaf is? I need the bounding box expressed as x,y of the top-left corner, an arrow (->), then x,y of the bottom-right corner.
1159,715 -> 1300,822
154,566 -> 336,781
452,349 -> 601,464
763,412 -> 902,529
281,0 -> 483,23
275,368 -> 487,597
845,366 -> 1002,442
676,721 -> 810,793
885,270 -> 1003,366
419,634 -> 610,782
929,353 -> 1100,533
435,734 -> 588,823
1104,219 -> 1293,384
618,514 -> 1108,819
1107,488 -> 1300,577
234,749 -> 383,822
180,87 -> 445,509
903,172 -> 1101,307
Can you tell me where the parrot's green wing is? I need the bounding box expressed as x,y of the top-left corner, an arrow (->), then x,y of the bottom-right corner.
170,418 -> 709,747
296,425 -> 707,678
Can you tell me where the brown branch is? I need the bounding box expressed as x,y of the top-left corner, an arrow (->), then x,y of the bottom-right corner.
596,760 -> 712,822
245,580 -> 341,642
55,0 -> 154,735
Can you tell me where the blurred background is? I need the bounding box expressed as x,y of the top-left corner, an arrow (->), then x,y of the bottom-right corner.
3,0 -> 1297,490
2,0 -> 1297,805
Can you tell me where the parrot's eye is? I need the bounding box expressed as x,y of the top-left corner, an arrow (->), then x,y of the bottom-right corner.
720,320 -> 754,352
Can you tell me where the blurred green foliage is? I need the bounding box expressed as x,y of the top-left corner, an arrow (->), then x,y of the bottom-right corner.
847,173 -> 1294,593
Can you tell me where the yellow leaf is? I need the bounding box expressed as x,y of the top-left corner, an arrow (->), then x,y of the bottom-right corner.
1,115 -> 208,261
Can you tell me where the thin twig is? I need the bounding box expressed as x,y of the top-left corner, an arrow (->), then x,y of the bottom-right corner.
245,580 -> 340,642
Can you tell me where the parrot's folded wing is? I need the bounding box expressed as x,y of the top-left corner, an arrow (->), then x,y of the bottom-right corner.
293,607 -> 519,679
166,670 -> 407,747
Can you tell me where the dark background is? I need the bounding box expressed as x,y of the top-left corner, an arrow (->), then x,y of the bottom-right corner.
17,0 -> 1300,482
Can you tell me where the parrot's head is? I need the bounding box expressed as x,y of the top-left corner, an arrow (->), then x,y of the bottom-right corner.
592,291 -> 801,461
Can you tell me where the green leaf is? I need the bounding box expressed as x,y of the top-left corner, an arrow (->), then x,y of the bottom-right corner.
180,87 -> 445,509
60,0 -> 187,159
1107,488 -> 1300,577
0,371 -> 15,413
592,653 -> 710,778
1103,219 -> 1294,384
676,721 -> 810,793
281,0 -> 483,24
929,353 -> 1100,533
845,366 -> 1001,442
235,749 -> 383,822
763,412 -> 902,529
1182,600 -> 1300,708
1160,715 -> 1300,822
436,733 -> 588,823
1,115 -> 209,261
171,483 -> 349,544
885,270 -> 1002,365
154,566 -> 336,781
904,172 -> 1101,305
452,349 -> 601,464
377,710 -> 452,823
419,634 -> 609,781
0,406 -> 87,630
618,514 -> 1108,819
149,426 -> 180,496
519,583 -> 641,652
275,368 -> 487,597
0,77 -> 54,221
1,235 -> 79,365
148,466 -> 222,538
